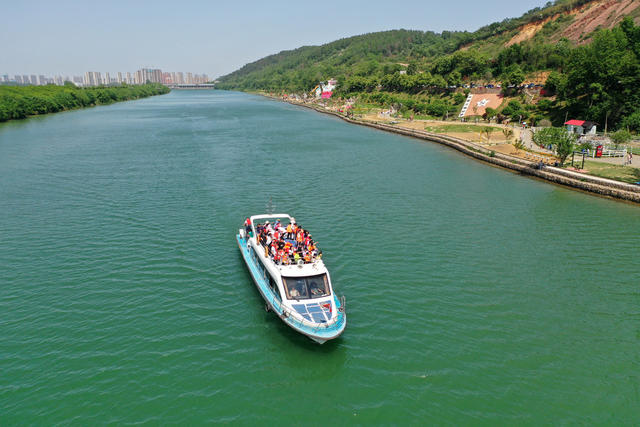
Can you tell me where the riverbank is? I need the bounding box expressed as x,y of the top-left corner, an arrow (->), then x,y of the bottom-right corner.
0,83 -> 170,122
280,98 -> 640,204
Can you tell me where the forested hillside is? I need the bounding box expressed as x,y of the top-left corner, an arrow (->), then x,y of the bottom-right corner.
0,83 -> 170,122
216,0 -> 640,131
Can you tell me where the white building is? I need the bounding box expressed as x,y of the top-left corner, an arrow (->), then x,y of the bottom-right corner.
84,71 -> 102,86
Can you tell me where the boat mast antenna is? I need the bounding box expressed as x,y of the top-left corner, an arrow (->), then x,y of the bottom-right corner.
266,197 -> 275,214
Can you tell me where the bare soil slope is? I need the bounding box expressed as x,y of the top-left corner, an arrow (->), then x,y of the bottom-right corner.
506,0 -> 640,46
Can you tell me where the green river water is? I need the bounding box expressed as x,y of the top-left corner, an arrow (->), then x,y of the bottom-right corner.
1,90 -> 638,424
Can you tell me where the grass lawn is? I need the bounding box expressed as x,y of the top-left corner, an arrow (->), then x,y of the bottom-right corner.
424,124 -> 502,133
351,102 -> 381,115
400,112 -> 440,120
580,160 -> 640,184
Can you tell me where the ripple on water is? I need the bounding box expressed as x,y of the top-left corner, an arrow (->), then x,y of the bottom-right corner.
1,91 -> 639,423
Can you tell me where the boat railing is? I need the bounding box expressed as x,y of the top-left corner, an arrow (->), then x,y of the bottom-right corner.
271,295 -> 344,332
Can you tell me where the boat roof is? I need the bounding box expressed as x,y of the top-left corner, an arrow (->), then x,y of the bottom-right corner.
276,260 -> 328,277
250,213 -> 293,222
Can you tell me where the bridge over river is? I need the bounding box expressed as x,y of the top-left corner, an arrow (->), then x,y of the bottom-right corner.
167,83 -> 215,89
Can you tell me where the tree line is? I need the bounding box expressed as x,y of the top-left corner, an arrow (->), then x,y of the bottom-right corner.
0,83 -> 170,122
338,17 -> 640,131
216,0 -> 640,132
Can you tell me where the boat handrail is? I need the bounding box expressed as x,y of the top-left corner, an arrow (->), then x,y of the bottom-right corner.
271,295 -> 344,331
250,213 -> 293,222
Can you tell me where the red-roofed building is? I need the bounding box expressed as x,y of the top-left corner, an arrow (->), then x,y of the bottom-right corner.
565,120 -> 597,135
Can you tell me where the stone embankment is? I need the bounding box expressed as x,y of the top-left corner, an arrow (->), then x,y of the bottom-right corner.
290,101 -> 640,204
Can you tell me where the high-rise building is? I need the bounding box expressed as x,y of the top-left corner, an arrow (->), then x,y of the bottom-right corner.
126,72 -> 132,84
84,71 -> 102,86
117,72 -> 123,83
186,72 -> 193,84
134,68 -> 163,84
152,69 -> 162,83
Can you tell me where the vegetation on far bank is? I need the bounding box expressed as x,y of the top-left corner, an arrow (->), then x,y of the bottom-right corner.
217,0 -> 640,133
0,83 -> 170,122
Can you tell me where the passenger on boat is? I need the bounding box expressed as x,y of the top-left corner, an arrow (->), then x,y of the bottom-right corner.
309,281 -> 324,296
290,286 -> 300,298
254,219 -> 322,265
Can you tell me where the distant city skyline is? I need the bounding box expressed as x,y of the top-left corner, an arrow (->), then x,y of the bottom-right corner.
1,68 -> 210,87
1,0 -> 549,79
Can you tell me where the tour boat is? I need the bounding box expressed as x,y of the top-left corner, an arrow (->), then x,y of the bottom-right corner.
236,214 -> 346,344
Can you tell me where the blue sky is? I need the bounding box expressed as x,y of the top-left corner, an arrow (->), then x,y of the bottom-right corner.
0,0 -> 549,78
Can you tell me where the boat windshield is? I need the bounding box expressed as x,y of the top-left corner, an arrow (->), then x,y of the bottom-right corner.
283,274 -> 330,300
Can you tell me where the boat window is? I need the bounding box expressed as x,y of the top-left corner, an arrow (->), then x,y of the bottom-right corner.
282,274 -> 330,300
269,276 -> 281,300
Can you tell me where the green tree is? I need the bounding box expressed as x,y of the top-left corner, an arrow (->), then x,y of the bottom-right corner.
560,18 -> 640,130
431,74 -> 447,89
0,83 -> 169,123
447,70 -> 462,87
483,107 -> 497,122
481,126 -> 494,142
500,64 -> 525,88
621,111 -> 640,132
544,71 -> 566,96
453,92 -> 466,104
501,100 -> 526,121
533,127 -> 576,165
414,72 -> 432,89
406,62 -> 418,76
611,129 -> 631,148
502,127 -> 514,142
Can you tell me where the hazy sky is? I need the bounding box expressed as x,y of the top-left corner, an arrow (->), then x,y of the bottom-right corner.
1,0 -> 548,78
